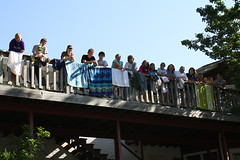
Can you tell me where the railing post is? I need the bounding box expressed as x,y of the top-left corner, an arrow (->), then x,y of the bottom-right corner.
45,62 -> 50,90
38,63 -> 43,89
0,54 -> 3,84
173,80 -> 178,107
114,120 -> 122,160
23,56 -> 28,87
219,131 -> 230,160
53,68 -> 57,91
31,59 -> 35,88
60,68 -> 64,92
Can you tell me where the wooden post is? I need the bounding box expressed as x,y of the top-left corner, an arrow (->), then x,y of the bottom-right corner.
31,60 -> 35,88
219,132 -> 230,160
38,63 -> 43,89
45,62 -> 50,90
0,54 -> 3,84
60,68 -> 64,92
22,56 -> 27,87
29,112 -> 34,138
114,121 -> 122,160
53,68 -> 57,91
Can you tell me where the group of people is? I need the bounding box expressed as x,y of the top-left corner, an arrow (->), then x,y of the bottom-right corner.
8,33 -> 226,89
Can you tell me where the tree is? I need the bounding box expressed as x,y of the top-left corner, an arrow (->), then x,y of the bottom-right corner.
0,125 -> 50,160
181,0 -> 240,89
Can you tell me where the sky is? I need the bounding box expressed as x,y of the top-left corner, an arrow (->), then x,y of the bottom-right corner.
1,0 -> 227,72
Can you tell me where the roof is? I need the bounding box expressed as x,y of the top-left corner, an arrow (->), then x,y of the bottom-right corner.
196,59 -> 225,74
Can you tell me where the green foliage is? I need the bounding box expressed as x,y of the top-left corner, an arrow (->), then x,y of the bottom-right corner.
181,0 -> 240,89
0,125 -> 50,160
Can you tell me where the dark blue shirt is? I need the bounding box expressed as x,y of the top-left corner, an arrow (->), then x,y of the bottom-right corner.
9,38 -> 25,52
186,73 -> 197,81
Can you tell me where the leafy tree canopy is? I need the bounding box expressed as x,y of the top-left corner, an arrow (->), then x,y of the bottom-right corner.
181,0 -> 240,89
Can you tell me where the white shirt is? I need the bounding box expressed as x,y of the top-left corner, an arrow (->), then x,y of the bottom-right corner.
97,60 -> 108,66
157,68 -> 167,76
174,71 -> 188,80
124,62 -> 137,70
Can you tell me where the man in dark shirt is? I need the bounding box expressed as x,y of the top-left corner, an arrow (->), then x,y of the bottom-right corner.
9,33 -> 25,53
8,33 -> 25,85
81,48 -> 98,65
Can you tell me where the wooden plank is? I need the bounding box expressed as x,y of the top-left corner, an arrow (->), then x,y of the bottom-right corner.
23,57 -> 28,87
0,55 -> 3,83
31,61 -> 35,88
38,63 -> 42,89
45,62 -> 50,90
53,69 -> 57,91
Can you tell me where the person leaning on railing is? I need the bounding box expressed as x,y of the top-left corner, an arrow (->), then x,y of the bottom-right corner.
213,73 -> 226,88
186,67 -> 197,83
8,33 -> 25,85
196,73 -> 205,84
139,60 -> 150,102
31,38 -> 49,86
81,48 -> 98,66
61,45 -> 75,62
112,54 -> 123,69
204,73 -> 214,85
97,51 -> 108,67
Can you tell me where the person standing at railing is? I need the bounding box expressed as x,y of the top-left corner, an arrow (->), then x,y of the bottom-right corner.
175,66 -> 188,106
81,48 -> 98,66
166,64 -> 176,81
157,62 -> 167,77
196,73 -> 205,84
124,55 -> 140,95
214,73 -> 226,88
166,64 -> 176,104
112,54 -> 123,69
175,66 -> 188,88
8,33 -> 25,85
97,51 -> 108,67
32,38 -> 49,86
139,60 -> 150,102
186,67 -> 197,82
61,45 -> 75,62
204,73 -> 214,85
124,55 -> 137,72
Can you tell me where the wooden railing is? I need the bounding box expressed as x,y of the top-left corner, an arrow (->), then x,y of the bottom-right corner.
0,50 -> 239,114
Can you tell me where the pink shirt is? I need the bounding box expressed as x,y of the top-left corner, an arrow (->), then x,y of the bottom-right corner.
139,65 -> 150,74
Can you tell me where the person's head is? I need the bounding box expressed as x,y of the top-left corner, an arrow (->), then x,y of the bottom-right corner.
142,60 -> 149,68
115,54 -> 121,61
98,51 -> 105,60
188,67 -> 195,75
179,66 -> 185,73
88,48 -> 94,57
197,73 -> 204,80
217,73 -> 223,81
15,33 -> 22,42
40,38 -> 47,46
160,62 -> 166,70
167,64 -> 175,73
66,45 -> 73,53
127,55 -> 134,64
150,63 -> 155,71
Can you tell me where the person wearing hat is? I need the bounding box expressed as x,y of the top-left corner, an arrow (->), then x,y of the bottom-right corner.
31,38 -> 49,86
61,45 -> 75,61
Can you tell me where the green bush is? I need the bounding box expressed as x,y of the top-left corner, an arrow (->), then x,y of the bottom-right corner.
0,125 -> 50,160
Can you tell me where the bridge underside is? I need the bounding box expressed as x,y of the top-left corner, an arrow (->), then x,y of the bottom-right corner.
0,86 -> 240,159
